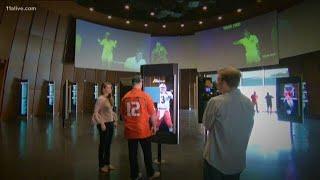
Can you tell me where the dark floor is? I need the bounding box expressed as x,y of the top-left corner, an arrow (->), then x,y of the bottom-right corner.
0,111 -> 319,180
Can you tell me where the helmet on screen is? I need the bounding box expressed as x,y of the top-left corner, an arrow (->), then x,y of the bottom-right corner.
159,83 -> 167,93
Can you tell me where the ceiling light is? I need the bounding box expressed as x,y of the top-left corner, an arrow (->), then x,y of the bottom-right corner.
218,16 -> 222,20
144,23 -> 148,27
257,0 -> 262,3
107,15 -> 112,19
202,6 -> 207,11
198,21 -> 203,25
125,4 -> 130,10
180,24 -> 184,27
162,24 -> 166,28
150,12 -> 155,16
126,20 -> 130,24
237,8 -> 242,13
89,7 -> 94,12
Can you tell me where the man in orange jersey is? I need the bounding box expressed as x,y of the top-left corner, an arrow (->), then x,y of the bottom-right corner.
120,75 -> 160,180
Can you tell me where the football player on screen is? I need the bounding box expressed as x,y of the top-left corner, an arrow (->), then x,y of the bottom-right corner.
97,32 -> 117,67
156,83 -> 174,132
283,84 -> 295,115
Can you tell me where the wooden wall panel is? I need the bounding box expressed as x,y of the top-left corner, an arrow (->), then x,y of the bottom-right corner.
0,6 -> 4,23
303,60 -> 319,118
83,82 -> 95,113
1,12 -> 33,120
42,12 -> 59,40
179,69 -> 197,109
50,16 -> 69,115
32,90 -> 42,117
83,69 -> 96,113
22,35 -> 42,86
0,4 -> 5,24
95,70 -> 107,83
116,71 -> 137,83
180,69 -> 189,109
21,9 -> 47,116
74,68 -> 86,82
85,69 -> 96,82
61,64 -> 75,83
33,12 -> 59,117
0,10 -> 19,60
74,68 -> 85,113
35,12 -> 58,90
0,61 -> 7,116
189,69 -> 197,109
106,71 -> 117,84
77,83 -> 84,113
34,39 -> 54,88
60,63 -> 75,114
30,9 -> 48,37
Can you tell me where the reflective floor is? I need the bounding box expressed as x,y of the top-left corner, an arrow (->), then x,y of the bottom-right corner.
0,111 -> 319,180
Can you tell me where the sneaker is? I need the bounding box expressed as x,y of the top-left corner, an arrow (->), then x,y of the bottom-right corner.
149,171 -> 160,180
108,165 -> 116,170
99,166 -> 109,173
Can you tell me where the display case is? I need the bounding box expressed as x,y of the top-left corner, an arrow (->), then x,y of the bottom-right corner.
141,64 -> 179,144
19,79 -> 29,117
63,80 -> 77,120
276,77 -> 303,123
94,83 -> 99,100
197,77 -> 219,123
46,81 -> 55,115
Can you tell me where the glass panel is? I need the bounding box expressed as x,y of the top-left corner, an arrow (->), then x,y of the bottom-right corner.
264,68 -> 289,85
241,70 -> 264,86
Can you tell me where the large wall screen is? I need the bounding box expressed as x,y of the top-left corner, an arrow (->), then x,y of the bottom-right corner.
196,12 -> 278,72
75,20 -> 150,72
75,11 -> 278,72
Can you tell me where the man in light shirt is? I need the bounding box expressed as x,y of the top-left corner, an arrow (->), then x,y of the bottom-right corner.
202,67 -> 254,180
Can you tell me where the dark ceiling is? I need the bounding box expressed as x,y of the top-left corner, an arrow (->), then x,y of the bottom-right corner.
76,0 -> 301,22
77,0 -> 260,22
35,0 -> 303,36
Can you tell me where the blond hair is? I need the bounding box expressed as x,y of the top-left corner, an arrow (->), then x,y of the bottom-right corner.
218,67 -> 241,88
101,82 -> 114,106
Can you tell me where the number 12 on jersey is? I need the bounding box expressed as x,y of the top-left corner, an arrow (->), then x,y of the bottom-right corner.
126,101 -> 141,117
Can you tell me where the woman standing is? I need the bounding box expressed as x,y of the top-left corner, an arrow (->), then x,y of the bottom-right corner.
92,82 -> 117,173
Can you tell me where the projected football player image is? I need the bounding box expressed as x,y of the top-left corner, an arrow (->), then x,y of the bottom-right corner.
233,30 -> 261,64
76,34 -> 82,54
124,51 -> 147,71
282,84 -> 297,115
156,83 -> 174,132
151,42 -> 168,64
97,32 -> 117,66
276,77 -> 302,122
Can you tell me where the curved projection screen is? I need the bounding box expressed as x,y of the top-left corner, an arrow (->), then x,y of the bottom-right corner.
150,35 -> 199,69
197,11 -> 278,72
75,20 -> 150,72
75,11 -> 278,72
278,0 -> 320,59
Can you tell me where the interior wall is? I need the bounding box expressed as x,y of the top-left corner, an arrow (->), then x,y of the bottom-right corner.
180,69 -> 197,109
279,51 -> 320,119
49,15 -> 69,116
0,6 -> 70,120
278,0 -> 320,59
1,10 -> 32,120
1,3 -> 319,120
0,59 -> 8,116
